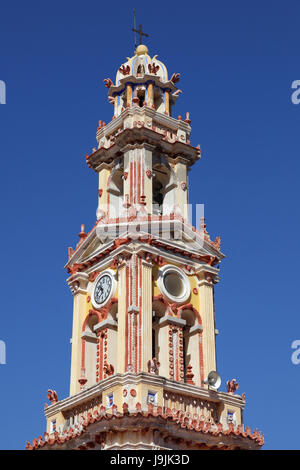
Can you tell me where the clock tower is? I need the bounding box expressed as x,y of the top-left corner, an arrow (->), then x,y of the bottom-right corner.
26,41 -> 264,451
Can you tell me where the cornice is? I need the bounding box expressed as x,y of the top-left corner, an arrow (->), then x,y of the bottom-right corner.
108,74 -> 177,96
96,107 -> 191,142
66,272 -> 89,295
89,127 -> 199,171
120,142 -> 156,153
44,372 -> 245,419
66,239 -> 222,287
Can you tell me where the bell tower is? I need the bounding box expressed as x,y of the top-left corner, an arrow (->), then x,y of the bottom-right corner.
26,41 -> 264,451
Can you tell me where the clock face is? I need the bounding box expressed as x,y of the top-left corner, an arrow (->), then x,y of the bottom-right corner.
94,274 -> 112,305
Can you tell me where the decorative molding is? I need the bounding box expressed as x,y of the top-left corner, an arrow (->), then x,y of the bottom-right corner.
94,318 -> 117,332
28,401 -> 264,450
158,315 -> 186,328
67,272 -> 89,295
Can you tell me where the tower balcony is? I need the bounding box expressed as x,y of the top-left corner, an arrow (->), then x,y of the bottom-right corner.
38,372 -> 263,450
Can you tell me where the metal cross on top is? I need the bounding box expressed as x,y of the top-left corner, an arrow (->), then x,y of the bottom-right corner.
132,9 -> 149,47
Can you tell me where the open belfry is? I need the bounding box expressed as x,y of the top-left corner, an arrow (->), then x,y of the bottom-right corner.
26,36 -> 264,450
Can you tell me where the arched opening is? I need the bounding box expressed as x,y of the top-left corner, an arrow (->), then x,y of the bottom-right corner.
181,310 -> 196,381
120,90 -> 127,109
137,88 -> 145,107
107,163 -> 124,217
105,302 -> 118,374
93,300 -> 119,380
179,307 -> 203,386
82,313 -> 99,387
137,64 -> 145,76
153,177 -> 164,213
134,59 -> 146,77
154,87 -> 163,112
152,299 -> 167,367
152,158 -> 175,215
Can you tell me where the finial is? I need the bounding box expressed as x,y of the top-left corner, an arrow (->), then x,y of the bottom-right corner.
186,365 -> 195,385
47,389 -> 58,405
78,368 -> 87,391
184,112 -> 191,124
135,44 -> 149,56
78,224 -> 87,241
200,217 -> 207,233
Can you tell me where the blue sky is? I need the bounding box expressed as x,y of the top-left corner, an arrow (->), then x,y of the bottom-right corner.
0,0 -> 299,449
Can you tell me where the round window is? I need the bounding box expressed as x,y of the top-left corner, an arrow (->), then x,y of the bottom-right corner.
163,272 -> 185,298
158,265 -> 190,303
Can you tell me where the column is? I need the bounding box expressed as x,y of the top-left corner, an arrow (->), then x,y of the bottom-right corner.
147,82 -> 154,108
164,90 -> 170,115
126,84 -> 132,107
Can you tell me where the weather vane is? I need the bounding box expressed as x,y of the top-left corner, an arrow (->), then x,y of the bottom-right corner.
132,9 -> 149,48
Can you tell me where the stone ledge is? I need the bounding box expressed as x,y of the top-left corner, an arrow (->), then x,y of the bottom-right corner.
45,372 -> 245,418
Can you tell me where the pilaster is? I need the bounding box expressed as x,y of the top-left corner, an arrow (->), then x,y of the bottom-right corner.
68,273 -> 89,396
97,164 -> 111,218
116,259 -> 127,374
197,269 -> 217,382
141,254 -> 153,372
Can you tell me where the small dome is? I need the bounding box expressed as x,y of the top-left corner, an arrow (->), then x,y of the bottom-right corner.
115,47 -> 169,85
135,44 -> 149,56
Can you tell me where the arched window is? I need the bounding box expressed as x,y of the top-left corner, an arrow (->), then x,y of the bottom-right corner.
137,64 -> 145,75
134,60 -> 146,77
81,314 -> 98,387
179,306 -> 203,386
